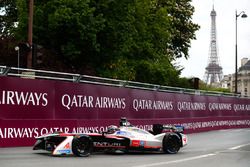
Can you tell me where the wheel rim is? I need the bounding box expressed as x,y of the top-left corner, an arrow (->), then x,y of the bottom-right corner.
73,137 -> 92,156
77,142 -> 86,153
167,136 -> 179,153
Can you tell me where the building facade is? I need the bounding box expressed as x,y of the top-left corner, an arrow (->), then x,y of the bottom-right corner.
223,58 -> 250,96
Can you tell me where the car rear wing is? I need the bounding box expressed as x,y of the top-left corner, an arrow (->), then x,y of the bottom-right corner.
152,124 -> 184,135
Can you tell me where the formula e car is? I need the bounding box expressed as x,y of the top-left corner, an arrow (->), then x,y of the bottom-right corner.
33,118 -> 187,157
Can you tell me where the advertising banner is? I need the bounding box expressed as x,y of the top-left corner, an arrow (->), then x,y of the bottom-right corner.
1,117 -> 250,147
0,76 -> 250,147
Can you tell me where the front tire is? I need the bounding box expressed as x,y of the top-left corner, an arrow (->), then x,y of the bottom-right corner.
162,134 -> 181,154
72,135 -> 93,157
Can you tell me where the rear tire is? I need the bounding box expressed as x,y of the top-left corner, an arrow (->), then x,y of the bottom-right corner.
72,135 -> 93,157
162,134 -> 181,154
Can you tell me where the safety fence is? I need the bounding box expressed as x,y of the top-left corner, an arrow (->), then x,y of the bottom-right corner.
0,65 -> 242,97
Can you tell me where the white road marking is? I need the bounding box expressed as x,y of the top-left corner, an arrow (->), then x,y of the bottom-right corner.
132,153 -> 216,167
228,143 -> 250,150
133,142 -> 250,167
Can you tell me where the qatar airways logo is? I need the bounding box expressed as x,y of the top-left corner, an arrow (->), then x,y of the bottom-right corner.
0,90 -> 48,106
61,94 -> 126,110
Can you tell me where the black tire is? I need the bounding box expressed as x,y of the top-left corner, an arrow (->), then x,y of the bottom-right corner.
162,133 -> 181,154
72,135 -> 93,157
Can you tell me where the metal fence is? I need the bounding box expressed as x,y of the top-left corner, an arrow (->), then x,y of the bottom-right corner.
0,65 -> 246,98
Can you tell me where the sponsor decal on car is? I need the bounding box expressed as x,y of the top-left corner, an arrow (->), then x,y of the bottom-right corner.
116,131 -> 134,137
64,143 -> 70,149
93,142 -> 123,148
116,131 -> 127,135
57,150 -> 71,154
140,141 -> 145,146
182,135 -> 188,145
131,140 -> 146,147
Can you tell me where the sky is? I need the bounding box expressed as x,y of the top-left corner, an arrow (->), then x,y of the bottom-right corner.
179,0 -> 250,80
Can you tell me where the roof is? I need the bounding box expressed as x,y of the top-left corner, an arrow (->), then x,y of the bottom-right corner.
239,60 -> 250,71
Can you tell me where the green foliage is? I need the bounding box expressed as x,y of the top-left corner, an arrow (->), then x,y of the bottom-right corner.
95,0 -> 199,85
175,77 -> 195,89
211,87 -> 230,93
0,0 -> 18,38
15,0 -> 29,41
134,59 -> 180,86
28,0 -> 105,69
199,81 -> 231,93
1,0 -> 200,87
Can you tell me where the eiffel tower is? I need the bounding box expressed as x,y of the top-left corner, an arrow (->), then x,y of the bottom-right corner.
204,6 -> 223,85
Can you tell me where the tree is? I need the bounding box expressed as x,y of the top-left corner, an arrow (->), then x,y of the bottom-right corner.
11,0 -> 199,86
14,0 -> 105,71
0,0 -> 18,38
95,0 -> 199,85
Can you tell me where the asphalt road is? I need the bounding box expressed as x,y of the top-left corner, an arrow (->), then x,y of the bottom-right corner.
1,128 -> 250,167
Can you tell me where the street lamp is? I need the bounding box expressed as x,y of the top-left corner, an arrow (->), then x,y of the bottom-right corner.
235,10 -> 247,94
15,46 -> 20,74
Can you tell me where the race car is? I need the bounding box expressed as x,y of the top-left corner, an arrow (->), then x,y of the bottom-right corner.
33,118 -> 187,157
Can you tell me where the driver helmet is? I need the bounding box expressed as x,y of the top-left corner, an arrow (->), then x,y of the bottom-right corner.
107,125 -> 118,133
